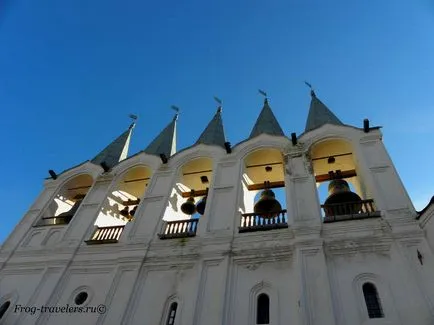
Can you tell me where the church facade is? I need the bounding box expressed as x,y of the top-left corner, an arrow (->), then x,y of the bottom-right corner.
1,90 -> 434,325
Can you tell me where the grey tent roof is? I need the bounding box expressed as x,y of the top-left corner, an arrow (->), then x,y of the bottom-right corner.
144,114 -> 177,157
91,123 -> 134,168
195,107 -> 226,147
305,90 -> 343,132
249,99 -> 285,138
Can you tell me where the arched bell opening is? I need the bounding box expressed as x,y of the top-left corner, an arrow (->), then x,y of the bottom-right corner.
159,157 -> 213,239
310,139 -> 379,222
95,166 -> 152,227
86,166 -> 152,244
239,149 -> 288,233
38,174 -> 94,226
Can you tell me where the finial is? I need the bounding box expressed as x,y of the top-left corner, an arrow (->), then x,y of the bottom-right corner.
214,96 -> 223,113
304,81 -> 316,97
258,89 -> 268,103
128,114 -> 138,129
171,105 -> 180,121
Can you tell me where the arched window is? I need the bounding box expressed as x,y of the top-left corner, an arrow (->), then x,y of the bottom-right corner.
0,301 -> 11,319
256,293 -> 270,324
363,282 -> 384,318
165,302 -> 178,325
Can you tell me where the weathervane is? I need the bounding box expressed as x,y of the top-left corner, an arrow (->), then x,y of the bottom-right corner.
258,89 -> 267,98
258,89 -> 268,104
214,96 -> 222,112
304,81 -> 316,97
171,105 -> 180,120
128,114 -> 138,129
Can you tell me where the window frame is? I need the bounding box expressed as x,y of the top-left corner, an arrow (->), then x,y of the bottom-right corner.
362,282 -> 384,319
256,293 -> 270,324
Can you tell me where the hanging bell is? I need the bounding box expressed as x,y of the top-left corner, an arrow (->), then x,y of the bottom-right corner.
324,179 -> 362,216
196,188 -> 208,215
181,196 -> 197,215
196,196 -> 207,215
254,189 -> 282,218
58,199 -> 83,218
120,206 -> 130,217
130,205 -> 138,216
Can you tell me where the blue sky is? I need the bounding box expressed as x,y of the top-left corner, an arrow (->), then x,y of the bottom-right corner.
1,0 -> 433,243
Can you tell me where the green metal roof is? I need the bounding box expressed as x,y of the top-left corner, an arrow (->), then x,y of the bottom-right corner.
249,99 -> 285,138
91,123 -> 134,168
305,91 -> 343,132
144,114 -> 177,157
195,107 -> 226,147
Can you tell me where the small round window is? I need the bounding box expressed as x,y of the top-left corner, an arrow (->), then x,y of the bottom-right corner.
0,301 -> 11,319
74,292 -> 88,305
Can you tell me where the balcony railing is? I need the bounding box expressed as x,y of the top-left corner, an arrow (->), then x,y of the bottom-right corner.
239,210 -> 288,233
322,199 -> 381,223
85,225 -> 125,244
158,219 -> 199,240
34,215 -> 72,227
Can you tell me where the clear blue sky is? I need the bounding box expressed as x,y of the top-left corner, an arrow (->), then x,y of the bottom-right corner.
1,0 -> 433,243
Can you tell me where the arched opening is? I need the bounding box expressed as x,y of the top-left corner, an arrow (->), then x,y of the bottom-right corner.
363,282 -> 384,318
239,148 -> 288,233
0,301 -> 11,320
165,302 -> 178,325
310,139 -> 379,222
256,293 -> 270,324
86,166 -> 152,244
159,157 -> 213,239
38,174 -> 94,226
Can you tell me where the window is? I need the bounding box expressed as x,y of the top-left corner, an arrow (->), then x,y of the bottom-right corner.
256,293 -> 270,324
363,283 -> 384,318
0,301 -> 11,319
166,302 -> 178,325
74,291 -> 88,305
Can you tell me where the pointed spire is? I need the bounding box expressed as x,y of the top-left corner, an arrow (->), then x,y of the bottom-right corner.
305,89 -> 343,132
195,100 -> 226,147
144,112 -> 177,158
249,94 -> 285,139
91,122 -> 135,169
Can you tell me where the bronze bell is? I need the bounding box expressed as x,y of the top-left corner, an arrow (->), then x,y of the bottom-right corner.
196,196 -> 207,215
324,179 -> 362,216
181,196 -> 197,215
196,188 -> 208,215
120,206 -> 130,217
254,189 -> 282,218
58,199 -> 83,218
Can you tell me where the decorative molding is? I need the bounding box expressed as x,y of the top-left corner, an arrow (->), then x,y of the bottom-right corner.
0,267 -> 46,275
68,285 -> 95,307
325,239 -> 392,256
369,166 -> 390,172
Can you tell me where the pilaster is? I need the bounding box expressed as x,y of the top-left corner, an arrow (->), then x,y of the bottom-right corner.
284,148 -> 322,235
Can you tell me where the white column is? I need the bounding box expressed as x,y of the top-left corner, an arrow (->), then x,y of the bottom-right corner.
198,160 -> 241,235
123,170 -> 175,242
284,151 -> 322,234
297,245 -> 336,325
62,177 -> 112,244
